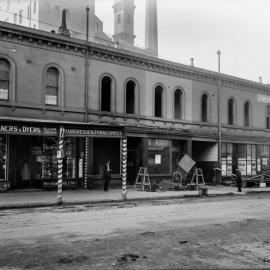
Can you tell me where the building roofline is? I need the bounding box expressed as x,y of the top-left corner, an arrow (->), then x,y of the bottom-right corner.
0,21 -> 269,92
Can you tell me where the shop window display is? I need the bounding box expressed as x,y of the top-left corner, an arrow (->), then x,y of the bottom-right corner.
41,137 -> 77,180
221,143 -> 232,176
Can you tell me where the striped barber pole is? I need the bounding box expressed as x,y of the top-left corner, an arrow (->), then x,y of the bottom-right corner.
84,138 -> 88,189
57,126 -> 65,205
121,137 -> 128,200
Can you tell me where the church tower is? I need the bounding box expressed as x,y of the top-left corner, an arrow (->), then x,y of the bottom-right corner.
113,0 -> 136,46
145,0 -> 158,56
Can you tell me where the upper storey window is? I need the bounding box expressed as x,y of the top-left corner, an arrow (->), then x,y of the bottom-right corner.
126,80 -> 135,114
228,98 -> 235,125
266,105 -> 270,129
45,67 -> 59,106
244,101 -> 251,127
101,76 -> 112,112
0,59 -> 10,101
174,89 -> 183,120
201,93 -> 209,122
154,85 -> 164,117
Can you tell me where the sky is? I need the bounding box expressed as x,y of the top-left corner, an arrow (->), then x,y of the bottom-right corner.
95,0 -> 270,84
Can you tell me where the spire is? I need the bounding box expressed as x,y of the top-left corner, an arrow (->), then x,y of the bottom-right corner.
58,9 -> 71,37
145,0 -> 158,56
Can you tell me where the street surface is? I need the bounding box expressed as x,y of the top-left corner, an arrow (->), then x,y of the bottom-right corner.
0,194 -> 270,269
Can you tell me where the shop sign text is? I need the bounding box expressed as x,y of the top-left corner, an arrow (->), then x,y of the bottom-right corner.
65,129 -> 122,137
0,125 -> 57,135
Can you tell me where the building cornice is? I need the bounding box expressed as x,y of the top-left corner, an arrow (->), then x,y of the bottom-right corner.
0,21 -> 270,92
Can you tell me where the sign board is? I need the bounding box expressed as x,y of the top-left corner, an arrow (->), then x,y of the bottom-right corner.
155,154 -> 161,165
178,154 -> 196,173
0,125 -> 122,138
0,125 -> 57,136
45,95 -> 57,105
0,89 -> 8,100
257,94 -> 270,103
65,129 -> 123,137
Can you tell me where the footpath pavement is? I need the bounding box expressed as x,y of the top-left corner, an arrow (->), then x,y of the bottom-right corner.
0,185 -> 270,210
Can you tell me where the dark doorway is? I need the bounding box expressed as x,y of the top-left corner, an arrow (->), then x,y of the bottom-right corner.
127,137 -> 142,185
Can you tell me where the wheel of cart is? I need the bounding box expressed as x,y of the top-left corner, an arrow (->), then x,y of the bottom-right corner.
172,170 -> 183,186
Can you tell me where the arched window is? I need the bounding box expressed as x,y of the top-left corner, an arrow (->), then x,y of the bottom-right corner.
0,59 -> 10,101
45,67 -> 59,106
266,105 -> 270,129
154,85 -> 163,117
126,80 -> 135,114
174,89 -> 183,120
228,98 -> 235,125
244,101 -> 250,127
201,93 -> 209,122
101,76 -> 112,112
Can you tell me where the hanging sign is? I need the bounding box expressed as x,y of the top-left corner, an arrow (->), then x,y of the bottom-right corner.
0,125 -> 57,136
65,128 -> 123,137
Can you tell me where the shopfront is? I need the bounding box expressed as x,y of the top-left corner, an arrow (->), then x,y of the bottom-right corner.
221,142 -> 270,176
0,121 -> 123,190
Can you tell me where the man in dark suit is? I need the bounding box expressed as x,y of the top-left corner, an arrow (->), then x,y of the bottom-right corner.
103,160 -> 112,191
235,167 -> 242,192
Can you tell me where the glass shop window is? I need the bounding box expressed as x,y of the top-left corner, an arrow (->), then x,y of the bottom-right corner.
0,136 -> 7,181
42,137 -> 58,179
45,67 -> 59,106
63,138 -> 77,179
0,59 -> 10,101
148,139 -> 170,174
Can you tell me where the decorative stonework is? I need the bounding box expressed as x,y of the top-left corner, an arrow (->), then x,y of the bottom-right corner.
1,22 -> 270,93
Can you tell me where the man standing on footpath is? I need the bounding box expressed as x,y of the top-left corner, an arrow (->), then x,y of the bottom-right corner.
103,160 -> 112,191
235,167 -> 242,192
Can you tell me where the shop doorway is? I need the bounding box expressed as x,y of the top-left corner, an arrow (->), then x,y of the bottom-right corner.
127,137 -> 142,185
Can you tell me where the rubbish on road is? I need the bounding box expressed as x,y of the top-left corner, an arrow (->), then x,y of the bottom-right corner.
117,253 -> 142,264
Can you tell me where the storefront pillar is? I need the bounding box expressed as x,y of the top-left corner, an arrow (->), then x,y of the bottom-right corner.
186,139 -> 192,158
121,136 -> 128,200
57,126 -> 65,205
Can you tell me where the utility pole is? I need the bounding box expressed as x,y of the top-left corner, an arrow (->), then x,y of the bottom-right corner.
217,50 -> 222,184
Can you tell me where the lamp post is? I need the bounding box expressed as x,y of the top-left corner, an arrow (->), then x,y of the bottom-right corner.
217,50 -> 222,184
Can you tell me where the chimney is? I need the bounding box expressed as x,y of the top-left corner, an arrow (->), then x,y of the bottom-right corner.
145,0 -> 158,56
58,9 -> 71,37
259,76 -> 262,83
190,58 -> 194,67
88,0 -> 95,41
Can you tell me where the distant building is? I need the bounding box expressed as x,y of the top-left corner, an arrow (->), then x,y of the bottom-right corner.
0,0 -> 159,56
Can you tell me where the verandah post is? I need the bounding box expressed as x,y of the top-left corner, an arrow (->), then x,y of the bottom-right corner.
121,135 -> 128,200
57,126 -> 65,205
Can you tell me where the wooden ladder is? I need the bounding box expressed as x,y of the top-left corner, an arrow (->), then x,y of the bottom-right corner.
134,167 -> 151,191
191,168 -> 205,189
